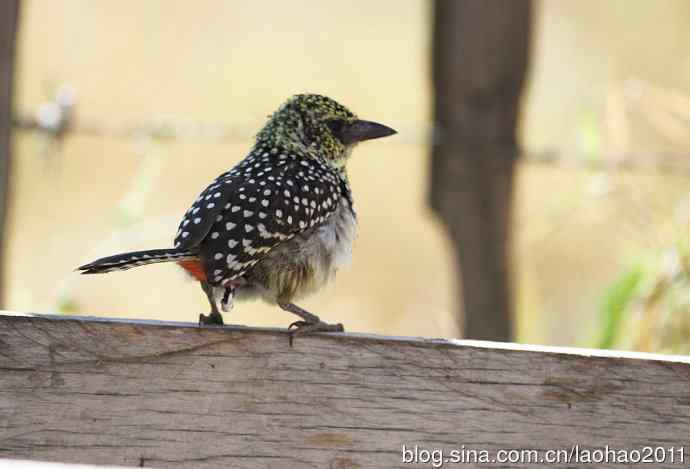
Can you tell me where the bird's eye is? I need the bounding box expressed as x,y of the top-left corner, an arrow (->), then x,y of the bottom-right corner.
325,119 -> 346,140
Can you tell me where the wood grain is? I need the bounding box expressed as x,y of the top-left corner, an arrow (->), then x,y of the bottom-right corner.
1,312 -> 689,468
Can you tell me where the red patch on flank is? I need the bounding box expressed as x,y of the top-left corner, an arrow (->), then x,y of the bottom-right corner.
178,260 -> 206,282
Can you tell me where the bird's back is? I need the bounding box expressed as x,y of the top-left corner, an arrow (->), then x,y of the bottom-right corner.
174,145 -> 352,288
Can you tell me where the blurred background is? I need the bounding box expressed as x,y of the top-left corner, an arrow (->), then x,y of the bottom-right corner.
2,0 -> 690,354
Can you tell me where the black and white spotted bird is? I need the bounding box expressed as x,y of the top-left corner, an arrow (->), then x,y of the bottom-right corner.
78,94 -> 396,341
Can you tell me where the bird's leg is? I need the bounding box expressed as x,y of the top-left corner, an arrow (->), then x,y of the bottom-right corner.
220,286 -> 235,312
278,302 -> 344,346
199,281 -> 225,326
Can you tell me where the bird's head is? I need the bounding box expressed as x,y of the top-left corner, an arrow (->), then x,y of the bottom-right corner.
256,94 -> 396,167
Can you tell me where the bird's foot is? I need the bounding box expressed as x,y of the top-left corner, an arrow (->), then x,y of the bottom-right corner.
287,320 -> 344,347
199,310 -> 225,326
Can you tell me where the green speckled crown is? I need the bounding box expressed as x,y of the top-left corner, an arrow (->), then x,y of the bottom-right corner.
255,94 -> 358,164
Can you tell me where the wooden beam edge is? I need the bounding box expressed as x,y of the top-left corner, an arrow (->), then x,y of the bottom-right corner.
2,310 -> 690,365
0,459 -> 136,469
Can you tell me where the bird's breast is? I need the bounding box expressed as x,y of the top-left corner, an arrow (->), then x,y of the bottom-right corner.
242,199 -> 357,303
312,200 -> 358,273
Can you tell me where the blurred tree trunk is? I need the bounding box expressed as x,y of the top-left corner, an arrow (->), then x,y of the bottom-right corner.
431,0 -> 531,341
0,0 -> 20,308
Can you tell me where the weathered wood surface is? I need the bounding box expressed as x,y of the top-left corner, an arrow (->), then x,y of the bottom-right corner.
1,312 -> 689,468
1,459 -> 136,468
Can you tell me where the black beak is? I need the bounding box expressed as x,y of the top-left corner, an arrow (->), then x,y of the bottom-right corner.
341,120 -> 397,145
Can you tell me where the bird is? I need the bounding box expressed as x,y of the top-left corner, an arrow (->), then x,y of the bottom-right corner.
78,94 -> 396,343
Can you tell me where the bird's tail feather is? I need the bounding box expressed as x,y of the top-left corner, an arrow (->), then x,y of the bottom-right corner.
78,248 -> 197,274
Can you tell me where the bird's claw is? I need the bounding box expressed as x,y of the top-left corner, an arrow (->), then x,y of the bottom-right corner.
288,320 -> 344,346
199,311 -> 224,326
288,320 -> 308,330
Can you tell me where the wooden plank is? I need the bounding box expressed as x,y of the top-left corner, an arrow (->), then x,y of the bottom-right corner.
1,459 -> 136,468
1,312 -> 689,468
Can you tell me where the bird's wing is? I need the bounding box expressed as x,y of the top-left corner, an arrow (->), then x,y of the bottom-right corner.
175,153 -> 347,284
173,168 -> 239,250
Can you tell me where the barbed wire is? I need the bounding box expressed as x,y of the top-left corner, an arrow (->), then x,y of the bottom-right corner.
12,85 -> 690,176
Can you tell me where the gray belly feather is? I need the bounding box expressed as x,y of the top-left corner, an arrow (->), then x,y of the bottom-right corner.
233,200 -> 357,304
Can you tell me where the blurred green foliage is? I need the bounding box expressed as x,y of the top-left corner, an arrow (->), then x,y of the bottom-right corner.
598,264 -> 643,349
598,241 -> 690,354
